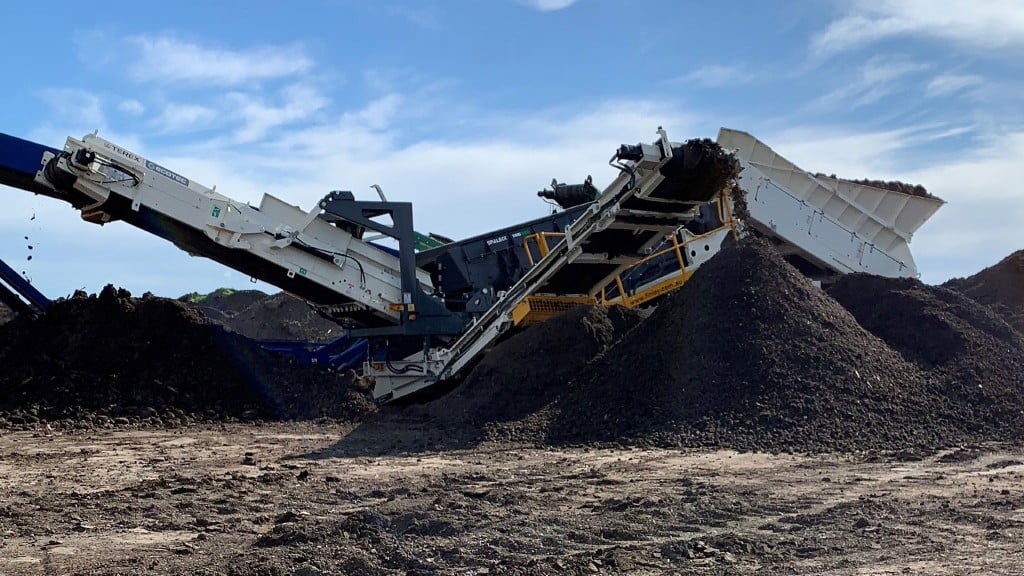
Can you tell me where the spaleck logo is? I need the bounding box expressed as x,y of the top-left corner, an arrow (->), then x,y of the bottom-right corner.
485,229 -> 531,247
102,142 -> 142,164
145,160 -> 190,187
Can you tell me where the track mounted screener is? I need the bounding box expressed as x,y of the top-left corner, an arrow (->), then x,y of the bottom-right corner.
0,125 -> 941,402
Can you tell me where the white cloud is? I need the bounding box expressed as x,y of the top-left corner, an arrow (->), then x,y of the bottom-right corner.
238,97 -> 690,239
128,35 -> 312,86
678,64 -> 753,88
519,0 -> 579,12
152,103 -> 219,133
903,134 -> 1024,282
811,55 -> 929,110
28,89 -> 136,150
384,5 -> 441,30
118,99 -> 145,115
346,93 -> 404,131
227,83 -> 329,143
813,0 -> 1024,58
925,73 -> 983,97
38,88 -> 106,131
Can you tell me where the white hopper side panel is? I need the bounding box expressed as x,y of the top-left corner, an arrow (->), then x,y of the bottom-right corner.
815,176 -> 943,242
717,128 -> 943,277
717,129 -> 943,247
735,162 -> 917,277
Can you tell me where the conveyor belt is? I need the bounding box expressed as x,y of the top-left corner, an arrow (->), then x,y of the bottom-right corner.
369,130 -> 738,401
0,257 -> 49,315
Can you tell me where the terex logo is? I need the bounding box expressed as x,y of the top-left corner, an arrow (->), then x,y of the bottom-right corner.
102,142 -> 142,164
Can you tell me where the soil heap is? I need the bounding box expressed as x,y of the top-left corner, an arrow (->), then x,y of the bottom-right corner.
226,292 -> 343,342
546,241 -> 940,452
429,241 -> 1024,452
423,304 -> 646,439
828,274 -> 1024,432
0,286 -> 374,428
180,288 -> 268,324
943,250 -> 1024,334
182,289 -> 342,342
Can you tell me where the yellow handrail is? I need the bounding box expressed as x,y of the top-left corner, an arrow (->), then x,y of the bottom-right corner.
522,232 -> 565,266
521,205 -> 735,309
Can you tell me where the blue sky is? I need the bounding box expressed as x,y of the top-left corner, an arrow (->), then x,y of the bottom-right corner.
1,0 -> 1022,298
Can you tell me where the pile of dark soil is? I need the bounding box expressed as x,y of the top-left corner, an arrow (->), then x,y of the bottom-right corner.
227,292 -> 343,342
0,286 -> 374,428
828,274 -> 1024,430
943,250 -> 1024,334
813,173 -> 933,199
179,288 -> 267,324
665,138 -> 741,201
181,289 -> 342,342
546,241 -> 943,452
422,304 -> 646,439
428,241 -> 1024,452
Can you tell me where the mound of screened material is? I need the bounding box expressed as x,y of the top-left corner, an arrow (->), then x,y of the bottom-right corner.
422,304 -> 646,438
944,250 -> 1024,334
0,286 -> 374,428
436,241 -> 1024,452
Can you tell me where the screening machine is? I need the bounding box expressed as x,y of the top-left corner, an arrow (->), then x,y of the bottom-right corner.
0,127 -> 942,401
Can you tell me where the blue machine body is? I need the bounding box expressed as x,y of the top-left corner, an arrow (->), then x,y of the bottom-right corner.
0,133 -> 60,197
255,336 -> 369,371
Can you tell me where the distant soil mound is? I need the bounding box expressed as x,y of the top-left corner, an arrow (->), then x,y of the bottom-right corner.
229,292 -> 343,342
828,274 -> 1024,431
423,241 -> 1024,452
180,288 -> 268,324
943,250 -> 1024,334
181,289 -> 342,343
0,286 -> 374,428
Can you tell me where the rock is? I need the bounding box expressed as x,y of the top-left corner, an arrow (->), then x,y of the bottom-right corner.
292,564 -> 324,576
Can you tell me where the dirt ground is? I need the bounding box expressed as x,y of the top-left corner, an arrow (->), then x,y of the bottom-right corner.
2,245 -> 1022,575
1,421 -> 1022,575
